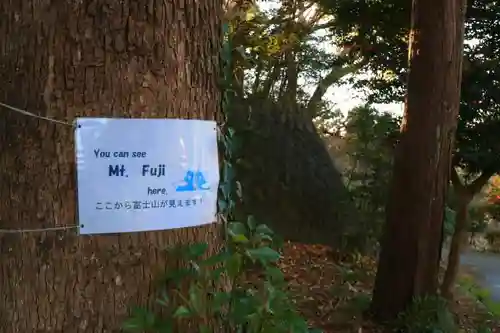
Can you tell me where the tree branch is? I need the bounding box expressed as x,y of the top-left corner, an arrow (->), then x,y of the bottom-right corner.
450,166 -> 464,189
466,170 -> 495,195
306,62 -> 364,118
259,61 -> 283,98
251,61 -> 264,94
311,21 -> 336,32
283,51 -> 298,104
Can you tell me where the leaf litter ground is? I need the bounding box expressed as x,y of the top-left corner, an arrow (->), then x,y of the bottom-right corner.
276,241 -> 500,332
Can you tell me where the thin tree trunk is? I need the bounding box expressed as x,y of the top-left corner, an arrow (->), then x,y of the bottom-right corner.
441,169 -> 492,298
252,62 -> 264,94
370,0 -> 467,322
283,51 -> 298,107
260,61 -> 282,98
441,190 -> 471,299
282,0 -> 298,108
0,1 -> 223,332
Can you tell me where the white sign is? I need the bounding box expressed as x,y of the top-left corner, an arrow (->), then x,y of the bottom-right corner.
75,118 -> 219,235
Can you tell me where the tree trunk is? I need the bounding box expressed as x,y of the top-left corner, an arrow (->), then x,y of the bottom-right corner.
441,190 -> 471,299
440,169 -> 493,299
370,0 -> 467,322
0,1 -> 223,332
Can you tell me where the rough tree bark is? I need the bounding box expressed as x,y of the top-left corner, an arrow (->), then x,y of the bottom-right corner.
441,168 -> 492,298
0,1 -> 223,332
370,0 -> 468,321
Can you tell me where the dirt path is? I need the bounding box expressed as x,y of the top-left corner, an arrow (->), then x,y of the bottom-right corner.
460,249 -> 500,302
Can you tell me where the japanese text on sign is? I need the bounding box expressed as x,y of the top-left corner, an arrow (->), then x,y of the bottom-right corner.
75,118 -> 219,234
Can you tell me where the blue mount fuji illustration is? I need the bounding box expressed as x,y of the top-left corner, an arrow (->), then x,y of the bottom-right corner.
175,170 -> 211,192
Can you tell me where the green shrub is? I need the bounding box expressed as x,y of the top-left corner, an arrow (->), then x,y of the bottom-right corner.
459,275 -> 500,318
122,217 -> 321,333
395,295 -> 457,333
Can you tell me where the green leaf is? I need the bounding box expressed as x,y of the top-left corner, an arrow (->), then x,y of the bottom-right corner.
173,305 -> 192,318
257,233 -> 273,242
200,251 -> 231,267
156,290 -> 169,307
231,233 -> 249,243
247,215 -> 257,231
220,181 -> 232,200
212,291 -> 231,312
229,199 -> 237,212
212,267 -> 227,282
289,316 -> 311,332
230,292 -> 259,323
164,267 -> 196,286
122,318 -> 143,332
247,312 -> 263,332
189,285 -> 204,315
123,307 -> 156,331
217,198 -> 228,211
187,242 -> 209,258
265,266 -> 285,284
256,224 -> 274,236
226,253 -> 242,279
247,247 -> 281,264
223,160 -> 235,183
228,222 -> 247,236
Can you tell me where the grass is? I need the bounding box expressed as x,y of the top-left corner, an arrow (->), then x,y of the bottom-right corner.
458,272 -> 500,318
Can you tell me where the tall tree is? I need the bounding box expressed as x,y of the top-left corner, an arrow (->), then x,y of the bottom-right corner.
440,168 -> 493,298
324,0 -> 500,297
0,1 -> 223,332
440,0 -> 500,296
370,0 -> 467,321
226,1 -> 366,249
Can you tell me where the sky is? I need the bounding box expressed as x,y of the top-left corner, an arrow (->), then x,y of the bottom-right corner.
255,0 -> 405,117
